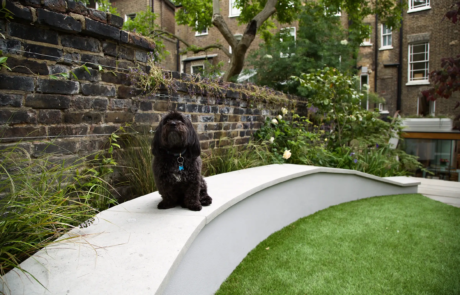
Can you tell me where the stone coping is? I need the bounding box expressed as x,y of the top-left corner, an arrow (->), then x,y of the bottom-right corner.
0,165 -> 420,295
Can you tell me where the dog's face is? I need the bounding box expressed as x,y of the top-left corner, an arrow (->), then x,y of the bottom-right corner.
152,111 -> 201,157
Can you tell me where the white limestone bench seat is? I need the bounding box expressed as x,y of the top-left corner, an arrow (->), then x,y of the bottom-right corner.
1,165 -> 419,295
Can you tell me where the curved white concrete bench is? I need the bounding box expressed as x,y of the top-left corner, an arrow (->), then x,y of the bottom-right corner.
1,165 -> 419,295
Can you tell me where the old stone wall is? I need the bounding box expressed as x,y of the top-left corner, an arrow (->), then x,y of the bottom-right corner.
0,0 -> 303,162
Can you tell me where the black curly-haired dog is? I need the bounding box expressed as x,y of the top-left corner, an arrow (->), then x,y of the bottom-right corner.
152,111 -> 212,211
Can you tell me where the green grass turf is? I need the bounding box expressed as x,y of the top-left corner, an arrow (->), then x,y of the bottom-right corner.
216,194 -> 460,295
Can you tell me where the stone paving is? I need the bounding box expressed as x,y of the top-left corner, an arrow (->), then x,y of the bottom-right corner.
414,177 -> 460,208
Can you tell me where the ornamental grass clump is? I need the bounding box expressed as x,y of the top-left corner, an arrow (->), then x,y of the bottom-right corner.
0,140 -> 118,283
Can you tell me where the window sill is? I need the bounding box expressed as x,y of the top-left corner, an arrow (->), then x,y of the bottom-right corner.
408,6 -> 431,13
229,15 -> 240,18
195,34 -> 209,37
360,43 -> 373,47
406,81 -> 430,86
379,46 -> 393,50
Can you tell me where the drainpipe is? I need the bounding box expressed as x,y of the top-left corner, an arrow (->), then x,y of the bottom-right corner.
396,0 -> 403,112
374,12 -> 378,94
176,39 -> 180,72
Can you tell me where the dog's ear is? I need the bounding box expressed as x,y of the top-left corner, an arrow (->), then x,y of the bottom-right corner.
185,115 -> 201,157
151,118 -> 164,157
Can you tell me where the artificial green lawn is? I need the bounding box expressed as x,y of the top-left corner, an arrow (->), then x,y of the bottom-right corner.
216,194 -> 460,295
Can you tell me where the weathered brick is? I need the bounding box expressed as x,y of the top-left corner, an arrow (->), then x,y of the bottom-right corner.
205,123 -> 222,131
117,60 -> 134,72
128,34 -> 156,51
90,125 -> 119,134
226,89 -> 239,99
0,109 -> 36,124
235,137 -> 250,145
120,31 -> 129,43
200,141 -> 210,150
233,107 -> 245,115
0,126 -> 46,141
6,57 -> 49,75
97,56 -> 117,68
25,94 -> 71,109
117,86 -> 142,98
105,112 -> 134,123
135,51 -> 148,63
0,93 -> 23,107
81,54 -> 116,69
64,112 -> 102,124
198,133 -> 213,141
139,101 -> 153,111
24,44 -> 63,62
102,42 -> 117,57
84,18 -> 120,41
34,141 -> 79,156
71,67 -> 99,82
72,96 -> 108,111
81,84 -> 116,97
9,23 -> 59,45
38,109 -> 62,124
18,0 -> 41,8
0,39 -> 20,54
186,104 -> 199,113
4,1 -> 33,21
0,75 -> 35,92
199,116 -> 214,122
48,125 -> 88,136
107,13 -> 123,28
37,79 -> 79,95
88,8 -> 107,23
61,35 -> 100,52
153,101 -> 171,112
101,72 -> 129,85
36,9 -> 82,33
118,46 -> 134,61
49,64 -> 70,76
61,52 -> 80,65
134,113 -> 160,124
110,99 -> 132,110
67,0 -> 88,15
43,0 -> 67,12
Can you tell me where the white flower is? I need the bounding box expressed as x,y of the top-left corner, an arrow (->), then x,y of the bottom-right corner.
281,107 -> 288,115
269,137 -> 274,143
283,150 -> 291,160
340,40 -> 348,45
272,119 -> 278,124
278,115 -> 282,120
263,54 -> 273,59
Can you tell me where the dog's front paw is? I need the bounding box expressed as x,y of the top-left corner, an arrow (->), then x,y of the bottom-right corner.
185,202 -> 202,211
158,200 -> 177,209
200,196 -> 212,206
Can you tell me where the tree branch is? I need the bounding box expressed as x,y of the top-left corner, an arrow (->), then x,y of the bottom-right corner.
212,15 -> 237,48
152,29 -> 231,58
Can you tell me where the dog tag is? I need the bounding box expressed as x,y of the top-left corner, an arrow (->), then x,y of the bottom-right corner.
177,154 -> 184,172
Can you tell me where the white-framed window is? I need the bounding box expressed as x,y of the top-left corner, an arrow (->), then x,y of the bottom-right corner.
125,13 -> 136,22
380,24 -> 392,49
334,8 -> 341,16
280,27 -> 296,58
360,74 -> 370,110
191,64 -> 205,75
408,0 -> 431,13
195,25 -> 208,36
408,42 -> 429,84
379,103 -> 385,111
229,0 -> 241,17
360,24 -> 372,46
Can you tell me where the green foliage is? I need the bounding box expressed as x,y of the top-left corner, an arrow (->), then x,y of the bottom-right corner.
117,131 -> 157,199
0,139 -> 119,282
96,0 -> 120,16
122,8 -> 168,62
252,69 -> 424,177
0,1 -> 14,21
0,55 -> 11,71
248,2 -> 360,94
201,60 -> 224,79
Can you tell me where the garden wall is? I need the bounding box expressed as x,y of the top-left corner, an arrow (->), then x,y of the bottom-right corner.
0,0 -> 306,163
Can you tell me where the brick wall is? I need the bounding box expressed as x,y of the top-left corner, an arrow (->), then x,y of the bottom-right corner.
0,0 -> 303,161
